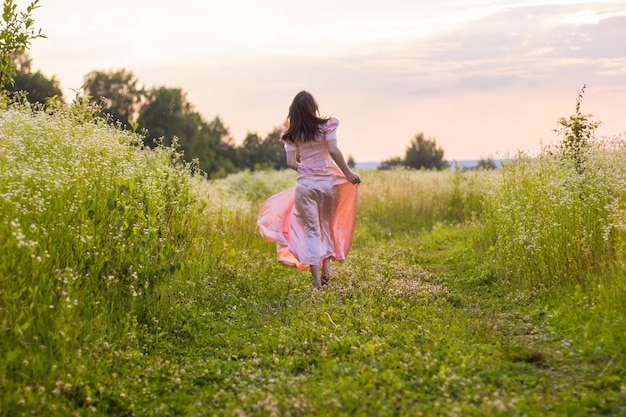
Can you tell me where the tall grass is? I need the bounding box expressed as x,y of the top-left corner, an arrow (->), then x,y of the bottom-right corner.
481,138 -> 626,288
479,136 -> 626,355
0,99 -> 205,408
203,167 -> 498,241
355,167 -> 497,237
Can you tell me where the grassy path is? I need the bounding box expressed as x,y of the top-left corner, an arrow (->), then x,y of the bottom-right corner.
410,226 -> 624,416
93,225 -> 624,416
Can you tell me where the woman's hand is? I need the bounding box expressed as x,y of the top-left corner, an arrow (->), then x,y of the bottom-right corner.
345,171 -> 361,185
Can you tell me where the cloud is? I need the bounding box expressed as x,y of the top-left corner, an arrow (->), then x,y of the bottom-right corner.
141,2 -> 623,149
334,2 -> 626,96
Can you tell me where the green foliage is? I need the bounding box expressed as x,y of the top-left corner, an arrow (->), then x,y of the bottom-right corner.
137,86 -> 194,146
474,157 -> 498,170
381,133 -> 446,170
554,85 -> 601,173
405,133 -> 446,170
481,142 -> 626,288
481,90 -> 624,290
10,67 -> 61,103
4,53 -> 62,105
239,128 -> 288,171
378,155 -> 404,170
0,96 -> 206,414
356,168 -> 494,237
0,0 -> 44,88
137,86 -> 238,178
82,69 -> 143,129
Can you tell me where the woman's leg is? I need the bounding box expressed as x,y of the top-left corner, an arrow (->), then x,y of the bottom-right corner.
310,264 -> 322,289
321,258 -> 331,285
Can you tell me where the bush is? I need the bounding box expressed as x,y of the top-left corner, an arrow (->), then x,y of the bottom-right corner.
0,97 -> 204,398
481,139 -> 626,288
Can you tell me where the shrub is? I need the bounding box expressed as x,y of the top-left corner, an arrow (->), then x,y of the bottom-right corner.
481,139 -> 626,288
0,97 -> 204,390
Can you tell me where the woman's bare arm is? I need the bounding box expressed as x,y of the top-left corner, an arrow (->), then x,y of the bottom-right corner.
327,140 -> 361,184
286,149 -> 299,171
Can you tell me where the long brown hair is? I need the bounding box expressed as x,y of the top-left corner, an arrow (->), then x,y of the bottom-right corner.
281,91 -> 329,144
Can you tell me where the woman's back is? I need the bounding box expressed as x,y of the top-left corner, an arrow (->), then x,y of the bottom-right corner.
290,118 -> 339,179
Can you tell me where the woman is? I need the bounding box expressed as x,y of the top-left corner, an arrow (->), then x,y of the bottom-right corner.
257,91 -> 361,289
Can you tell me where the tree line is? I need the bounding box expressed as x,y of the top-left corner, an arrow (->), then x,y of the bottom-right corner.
9,61 -> 459,175
7,64 -> 289,178
6,59 -> 500,174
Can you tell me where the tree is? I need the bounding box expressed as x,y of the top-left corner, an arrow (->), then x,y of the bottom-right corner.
240,132 -> 263,170
380,133 -> 446,170
5,52 -> 62,103
137,87 -> 238,178
137,86 -> 193,147
0,0 -> 45,88
201,116 -> 238,177
554,84 -> 600,173
475,157 -> 498,170
261,128 -> 288,170
404,133 -> 445,170
238,127 -> 287,171
379,156 -> 404,170
83,69 -> 143,129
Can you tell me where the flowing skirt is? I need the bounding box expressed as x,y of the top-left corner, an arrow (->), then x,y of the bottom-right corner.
257,176 -> 358,271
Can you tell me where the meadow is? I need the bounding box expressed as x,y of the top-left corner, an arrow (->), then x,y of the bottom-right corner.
1,97 -> 625,416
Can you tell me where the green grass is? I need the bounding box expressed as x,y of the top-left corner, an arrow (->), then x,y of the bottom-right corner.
480,144 -> 626,289
1,99 -> 625,415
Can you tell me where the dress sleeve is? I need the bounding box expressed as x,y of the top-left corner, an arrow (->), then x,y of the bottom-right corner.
284,140 -> 296,152
323,118 -> 339,141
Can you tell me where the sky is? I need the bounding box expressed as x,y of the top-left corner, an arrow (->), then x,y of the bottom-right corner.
28,0 -> 626,162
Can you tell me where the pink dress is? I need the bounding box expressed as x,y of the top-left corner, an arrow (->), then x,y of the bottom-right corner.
257,118 -> 359,271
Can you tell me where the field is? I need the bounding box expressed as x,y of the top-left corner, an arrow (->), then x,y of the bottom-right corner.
1,99 -> 625,416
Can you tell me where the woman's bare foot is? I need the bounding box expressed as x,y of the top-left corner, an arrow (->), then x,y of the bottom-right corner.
321,258 -> 331,286
321,274 -> 330,286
